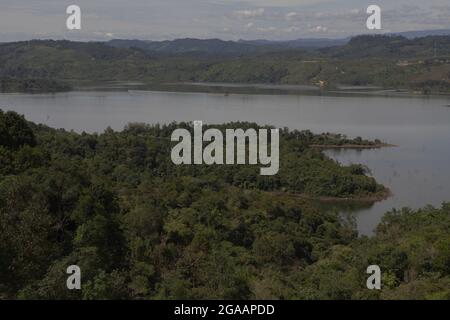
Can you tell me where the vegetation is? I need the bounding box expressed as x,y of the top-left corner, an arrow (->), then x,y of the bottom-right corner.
0,110 -> 448,300
304,132 -> 385,148
0,78 -> 71,93
1,35 -> 450,93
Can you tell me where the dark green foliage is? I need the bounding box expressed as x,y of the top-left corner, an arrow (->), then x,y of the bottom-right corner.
0,78 -> 71,93
1,36 -> 450,93
0,110 -> 36,150
0,111 -> 448,300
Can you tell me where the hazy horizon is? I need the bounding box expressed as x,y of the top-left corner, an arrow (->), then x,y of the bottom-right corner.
0,1 -> 449,42
1,28 -> 450,45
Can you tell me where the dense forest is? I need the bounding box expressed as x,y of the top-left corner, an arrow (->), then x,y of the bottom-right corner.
0,35 -> 450,93
0,78 -> 71,93
0,110 -> 448,300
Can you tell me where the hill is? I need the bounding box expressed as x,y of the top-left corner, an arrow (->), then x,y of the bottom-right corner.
107,38 -> 275,56
1,35 -> 450,93
321,34 -> 450,59
393,29 -> 450,39
107,31 -> 450,55
107,38 -> 347,55
0,110 -> 448,300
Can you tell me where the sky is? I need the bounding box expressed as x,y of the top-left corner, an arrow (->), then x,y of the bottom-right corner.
0,0 -> 449,42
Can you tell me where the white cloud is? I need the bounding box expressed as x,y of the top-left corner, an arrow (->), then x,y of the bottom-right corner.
310,25 -> 328,32
1,0 -> 449,41
285,12 -> 298,21
256,26 -> 277,32
234,0 -> 330,7
284,26 -> 300,32
234,8 -> 265,19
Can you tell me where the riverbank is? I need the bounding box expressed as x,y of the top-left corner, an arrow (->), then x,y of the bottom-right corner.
67,80 -> 450,98
0,78 -> 71,93
277,188 -> 393,204
310,143 -> 396,149
145,82 -> 450,98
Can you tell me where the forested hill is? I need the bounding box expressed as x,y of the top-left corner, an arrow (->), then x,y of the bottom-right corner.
0,110 -> 449,300
321,35 -> 450,59
107,35 -> 450,58
107,38 -> 273,55
107,37 -> 349,53
0,110 -> 385,199
1,35 -> 450,93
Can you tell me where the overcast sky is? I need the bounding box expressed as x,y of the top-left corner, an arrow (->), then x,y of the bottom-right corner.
1,0 -> 449,41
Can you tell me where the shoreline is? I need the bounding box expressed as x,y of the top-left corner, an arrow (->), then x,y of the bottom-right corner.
277,188 -> 393,204
310,143 -> 396,150
165,82 -> 450,98
3,80 -> 450,98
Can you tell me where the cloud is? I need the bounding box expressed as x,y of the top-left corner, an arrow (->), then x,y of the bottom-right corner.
285,12 -> 298,21
232,0 -> 331,7
256,26 -> 277,32
310,25 -> 328,33
234,8 -> 265,19
284,26 -> 300,33
0,0 -> 450,41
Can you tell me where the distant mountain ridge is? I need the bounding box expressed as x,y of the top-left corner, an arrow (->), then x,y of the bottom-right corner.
392,29 -> 450,39
107,37 -> 350,55
107,38 -> 272,55
237,38 -> 349,49
2,32 -> 450,94
107,29 -> 450,55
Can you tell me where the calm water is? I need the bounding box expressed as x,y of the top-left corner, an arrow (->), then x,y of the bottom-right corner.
1,90 -> 450,235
